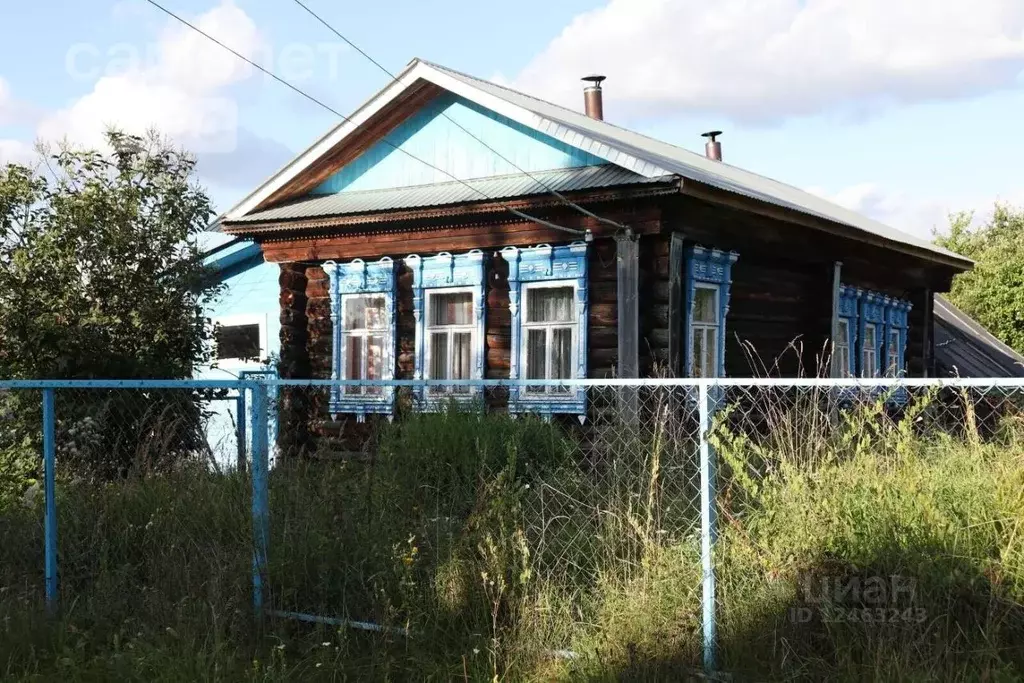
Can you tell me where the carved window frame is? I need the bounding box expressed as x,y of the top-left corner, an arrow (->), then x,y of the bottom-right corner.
405,250 -> 486,409
324,257 -> 397,421
501,242 -> 588,421
683,246 -> 739,378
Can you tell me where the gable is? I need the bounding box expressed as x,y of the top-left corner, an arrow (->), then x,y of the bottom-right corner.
309,91 -> 605,196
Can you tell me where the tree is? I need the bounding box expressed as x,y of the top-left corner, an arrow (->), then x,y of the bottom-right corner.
0,132 -> 224,488
0,131 -> 221,379
934,203 -> 1024,355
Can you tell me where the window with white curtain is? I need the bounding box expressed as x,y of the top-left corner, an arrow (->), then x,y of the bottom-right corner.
425,289 -> 475,394
690,284 -> 720,378
342,295 -> 389,396
862,323 -> 877,377
836,318 -> 852,378
522,283 -> 577,394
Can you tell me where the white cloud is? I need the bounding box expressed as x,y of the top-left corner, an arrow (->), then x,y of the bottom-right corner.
0,139 -> 35,166
515,0 -> 1024,122
38,0 -> 263,155
809,183 -> 1024,240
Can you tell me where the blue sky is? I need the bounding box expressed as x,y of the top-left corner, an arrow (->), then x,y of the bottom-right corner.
2,0 -> 1023,240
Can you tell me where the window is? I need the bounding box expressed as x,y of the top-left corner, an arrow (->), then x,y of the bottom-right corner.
684,246 -> 738,378
406,251 -> 486,406
341,295 -> 389,396
862,323 -> 877,378
501,243 -> 588,420
887,328 -> 900,377
836,319 -> 851,378
690,285 -> 720,378
323,258 -> 397,420
216,323 -> 261,361
523,283 -> 577,394
425,289 -> 476,394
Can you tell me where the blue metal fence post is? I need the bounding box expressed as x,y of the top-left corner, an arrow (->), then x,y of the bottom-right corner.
236,391 -> 247,473
249,380 -> 270,617
699,381 -> 718,672
42,388 -> 58,615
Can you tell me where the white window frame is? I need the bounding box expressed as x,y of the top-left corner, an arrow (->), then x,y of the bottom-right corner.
887,328 -> 901,378
339,293 -> 391,396
836,318 -> 852,378
424,286 -> 479,394
212,313 -> 268,368
689,283 -> 721,379
862,323 -> 878,378
520,280 -> 580,396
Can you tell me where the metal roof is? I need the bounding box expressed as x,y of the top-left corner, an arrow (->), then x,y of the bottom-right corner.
934,295 -> 1024,378
232,164 -> 675,224
219,58 -> 971,269
418,60 -> 970,268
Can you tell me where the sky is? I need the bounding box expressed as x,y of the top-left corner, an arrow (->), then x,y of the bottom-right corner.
1,0 -> 1023,242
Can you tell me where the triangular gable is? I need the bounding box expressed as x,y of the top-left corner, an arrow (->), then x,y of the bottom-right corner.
310,91 -> 606,196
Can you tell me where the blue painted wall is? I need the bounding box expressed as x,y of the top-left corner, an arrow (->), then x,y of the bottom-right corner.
195,233 -> 281,469
312,91 -> 604,195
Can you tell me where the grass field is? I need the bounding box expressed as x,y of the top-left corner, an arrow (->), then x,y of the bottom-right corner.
1,401 -> 1023,681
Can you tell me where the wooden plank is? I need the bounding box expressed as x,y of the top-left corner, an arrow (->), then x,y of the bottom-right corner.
668,232 -> 685,377
616,233 -> 639,379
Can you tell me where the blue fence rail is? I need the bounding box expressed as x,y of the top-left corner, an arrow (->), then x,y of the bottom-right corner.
4,376 -> 1022,673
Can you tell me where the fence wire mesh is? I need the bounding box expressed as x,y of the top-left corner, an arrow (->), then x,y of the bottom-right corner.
2,378 -> 1023,677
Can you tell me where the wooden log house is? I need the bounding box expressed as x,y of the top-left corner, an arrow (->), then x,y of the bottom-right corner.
216,59 -> 973,448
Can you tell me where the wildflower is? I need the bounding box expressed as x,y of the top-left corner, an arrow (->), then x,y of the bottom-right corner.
322,641 -> 331,647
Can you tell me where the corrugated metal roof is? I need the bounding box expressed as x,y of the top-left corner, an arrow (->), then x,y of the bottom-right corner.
934,295 -> 1024,378
232,164 -> 674,223
420,60 -> 970,267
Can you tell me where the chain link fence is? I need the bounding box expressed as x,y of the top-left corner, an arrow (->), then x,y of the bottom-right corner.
2,378 -> 1022,676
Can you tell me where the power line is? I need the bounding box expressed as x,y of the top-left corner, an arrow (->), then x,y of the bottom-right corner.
141,0 -> 588,238
287,0 -> 630,234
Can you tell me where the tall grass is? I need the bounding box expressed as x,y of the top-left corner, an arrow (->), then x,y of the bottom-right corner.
1,395 -> 1023,681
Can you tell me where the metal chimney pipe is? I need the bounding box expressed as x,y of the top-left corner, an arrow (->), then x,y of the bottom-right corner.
702,130 -> 722,161
582,75 -> 606,120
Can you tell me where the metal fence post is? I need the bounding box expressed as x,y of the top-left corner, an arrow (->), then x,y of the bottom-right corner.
699,381 -> 717,672
249,380 -> 270,617
236,390 -> 247,474
42,388 -> 58,615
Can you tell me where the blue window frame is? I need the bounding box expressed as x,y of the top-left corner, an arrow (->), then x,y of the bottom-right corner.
884,299 -> 912,377
837,285 -> 912,380
323,257 -> 397,421
501,242 -> 588,421
859,292 -> 887,378
683,246 -> 738,378
405,250 -> 486,407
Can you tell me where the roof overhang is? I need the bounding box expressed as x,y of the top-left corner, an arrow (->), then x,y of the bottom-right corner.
218,58 -> 972,272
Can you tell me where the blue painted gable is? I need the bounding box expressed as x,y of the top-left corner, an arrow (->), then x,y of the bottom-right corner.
312,91 -> 605,195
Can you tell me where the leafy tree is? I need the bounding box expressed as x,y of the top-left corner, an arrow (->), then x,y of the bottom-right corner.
0,131 -> 220,378
0,132 -> 224,490
934,204 -> 1024,356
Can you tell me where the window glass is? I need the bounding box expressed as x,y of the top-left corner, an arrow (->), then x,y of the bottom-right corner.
429,292 -> 472,326
522,284 -> 578,394
345,296 -> 386,330
836,319 -> 851,377
216,323 -> 261,361
862,324 -> 877,377
693,287 -> 718,324
888,329 -> 900,376
527,287 -> 574,323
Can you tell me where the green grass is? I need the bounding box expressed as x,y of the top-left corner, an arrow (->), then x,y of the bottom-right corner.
1,404 -> 1023,681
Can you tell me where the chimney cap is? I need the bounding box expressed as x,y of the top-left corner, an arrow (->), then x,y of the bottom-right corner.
701,130 -> 723,141
582,74 -> 606,87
